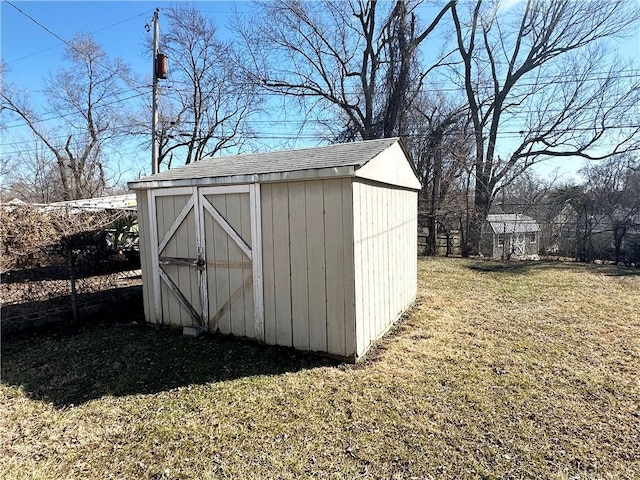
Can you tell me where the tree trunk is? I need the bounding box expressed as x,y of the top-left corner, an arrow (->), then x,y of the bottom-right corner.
426,146 -> 441,256
459,217 -> 469,257
468,174 -> 491,256
613,225 -> 626,265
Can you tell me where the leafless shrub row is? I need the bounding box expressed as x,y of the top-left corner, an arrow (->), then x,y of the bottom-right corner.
1,205 -> 140,319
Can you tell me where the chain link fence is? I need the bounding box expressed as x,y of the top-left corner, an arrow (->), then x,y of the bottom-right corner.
1,204 -> 142,334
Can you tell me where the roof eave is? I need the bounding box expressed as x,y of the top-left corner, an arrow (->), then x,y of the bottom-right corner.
128,165 -> 357,190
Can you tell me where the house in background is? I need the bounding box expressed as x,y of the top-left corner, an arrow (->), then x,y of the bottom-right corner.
481,214 -> 540,260
547,202 -> 640,264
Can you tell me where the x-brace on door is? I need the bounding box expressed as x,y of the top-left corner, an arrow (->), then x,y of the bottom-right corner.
148,185 -> 264,339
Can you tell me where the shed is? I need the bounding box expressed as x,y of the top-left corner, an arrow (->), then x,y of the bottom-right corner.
482,213 -> 540,260
128,137 -> 420,361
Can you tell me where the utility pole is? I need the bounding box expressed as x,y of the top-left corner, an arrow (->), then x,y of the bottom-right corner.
151,8 -> 160,175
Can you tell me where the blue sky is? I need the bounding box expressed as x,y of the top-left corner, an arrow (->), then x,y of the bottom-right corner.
2,1 -> 639,185
1,1 -> 250,181
1,1 -> 245,86
4,1 -> 167,89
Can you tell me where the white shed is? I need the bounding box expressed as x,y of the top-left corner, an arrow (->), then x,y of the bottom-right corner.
128,137 -> 420,361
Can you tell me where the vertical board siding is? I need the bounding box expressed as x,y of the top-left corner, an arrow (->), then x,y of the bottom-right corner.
210,195 -> 231,334
139,175 -> 416,361
352,181 -> 417,358
249,184 -> 264,341
409,190 -> 418,303
159,193 -> 172,324
203,192 -> 254,337
137,191 -> 155,323
185,206 -> 199,323
352,182 -> 366,356
157,195 -> 172,325
159,194 -> 191,326
261,184 -> 277,345
304,181 -> 328,353
261,179 -> 355,357
288,182 -> 310,351
177,207 -> 195,326
271,183 -> 293,347
143,187 -> 256,334
225,194 -> 246,337
176,196 -> 195,327
204,208 -> 218,331
323,179 -> 346,356
385,190 -> 393,327
156,194 -> 173,326
341,178 -> 356,358
362,185 -> 372,350
376,187 -> 383,338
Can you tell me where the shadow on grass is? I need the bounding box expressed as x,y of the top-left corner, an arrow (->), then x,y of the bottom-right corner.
466,259 -> 640,277
2,285 -> 142,333
0,258 -> 141,284
1,320 -> 336,408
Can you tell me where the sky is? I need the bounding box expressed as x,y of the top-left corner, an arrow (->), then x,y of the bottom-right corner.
1,1 -> 252,87
1,0 -> 640,188
1,1 -> 248,183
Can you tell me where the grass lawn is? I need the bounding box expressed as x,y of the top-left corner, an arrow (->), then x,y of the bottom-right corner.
2,257 -> 639,479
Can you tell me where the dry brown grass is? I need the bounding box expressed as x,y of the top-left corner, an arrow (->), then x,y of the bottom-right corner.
2,257 -> 639,479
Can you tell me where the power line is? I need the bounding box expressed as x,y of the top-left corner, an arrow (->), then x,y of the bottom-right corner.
4,7 -> 154,65
4,0 -> 149,92
3,1 -> 638,155
3,0 -> 638,130
1,131 -> 144,157
5,1 -> 81,55
2,91 -> 148,131
4,82 -> 635,130
3,85 -> 152,129
5,124 -> 638,158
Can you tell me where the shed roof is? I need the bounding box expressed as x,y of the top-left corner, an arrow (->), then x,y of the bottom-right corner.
487,214 -> 540,234
128,137 -> 421,190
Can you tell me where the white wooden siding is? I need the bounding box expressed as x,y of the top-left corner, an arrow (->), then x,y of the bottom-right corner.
341,180 -> 356,358
136,191 -> 155,323
271,183 -> 293,347
260,178 -> 356,358
140,187 -> 257,333
324,179 -> 345,356
203,191 -> 253,336
352,180 -> 417,358
288,181 -> 310,351
261,184 -> 277,345
305,181 -> 327,353
355,142 -> 422,190
156,193 -> 196,327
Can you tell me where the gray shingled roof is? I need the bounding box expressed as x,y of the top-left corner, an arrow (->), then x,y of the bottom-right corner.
131,137 -> 401,185
487,214 -> 540,234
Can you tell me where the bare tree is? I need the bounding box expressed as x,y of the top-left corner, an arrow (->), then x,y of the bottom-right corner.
495,169 -> 559,216
149,4 -> 261,168
407,94 -> 472,254
450,0 -> 640,254
2,137 -> 63,203
581,155 -> 640,264
1,35 -> 131,201
235,0 -> 455,142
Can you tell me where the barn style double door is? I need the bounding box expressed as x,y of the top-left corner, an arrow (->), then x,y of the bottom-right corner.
148,185 -> 263,339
